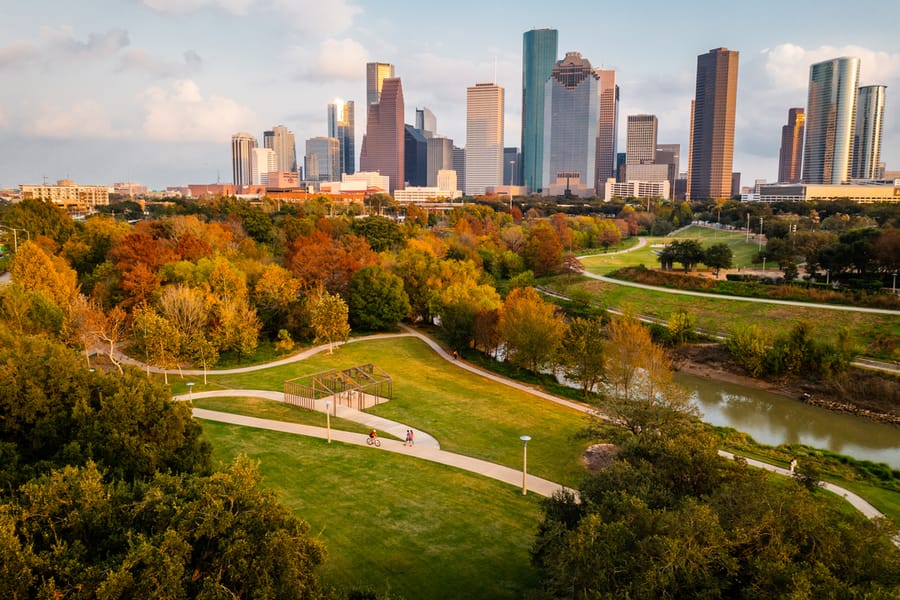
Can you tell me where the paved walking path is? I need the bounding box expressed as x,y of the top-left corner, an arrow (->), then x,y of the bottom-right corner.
190,407 -> 574,499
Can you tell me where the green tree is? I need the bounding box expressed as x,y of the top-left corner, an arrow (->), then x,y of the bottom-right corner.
703,242 -> 733,278
667,309 -> 695,346
725,324 -> 770,377
347,265 -> 410,331
350,215 -> 404,252
665,239 -> 705,272
307,287 -> 351,353
498,287 -> 565,373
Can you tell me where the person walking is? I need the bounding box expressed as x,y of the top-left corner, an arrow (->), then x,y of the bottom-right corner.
404,429 -> 411,446
789,458 -> 798,475
408,429 -> 414,447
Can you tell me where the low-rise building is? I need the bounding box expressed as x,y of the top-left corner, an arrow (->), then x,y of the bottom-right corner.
757,182 -> 900,203
20,180 -> 110,214
603,178 -> 670,200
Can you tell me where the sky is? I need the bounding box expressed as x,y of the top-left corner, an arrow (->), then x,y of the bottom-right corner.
1,0 -> 899,191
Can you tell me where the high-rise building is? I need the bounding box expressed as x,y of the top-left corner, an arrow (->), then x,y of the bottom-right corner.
360,77 -> 405,193
263,125 -> 297,174
626,115 -> 658,164
595,69 -> 619,195
328,100 -> 356,176
802,56 -> 860,184
366,62 -> 395,105
852,84 -> 887,180
465,82 -> 504,196
250,147 -> 277,185
655,143 -> 680,199
778,108 -> 805,183
305,137 -> 340,182
542,52 -> 603,194
427,137 -> 454,187
688,47 -> 739,200
404,125 -> 428,187
504,147 -> 520,185
453,146 -> 466,195
521,28 -> 558,193
415,107 -> 436,138
231,132 -> 257,186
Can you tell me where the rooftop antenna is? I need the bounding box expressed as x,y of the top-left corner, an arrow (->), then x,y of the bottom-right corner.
216,169 -> 220,184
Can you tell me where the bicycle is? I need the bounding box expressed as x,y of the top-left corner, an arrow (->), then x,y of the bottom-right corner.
366,436 -> 381,447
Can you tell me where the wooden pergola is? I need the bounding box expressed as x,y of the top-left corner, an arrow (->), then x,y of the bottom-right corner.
284,364 -> 393,412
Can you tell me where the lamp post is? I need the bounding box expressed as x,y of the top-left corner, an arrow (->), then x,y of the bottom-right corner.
893,272 -> 898,295
762,256 -> 766,272
186,382 -> 194,401
0,225 -> 28,253
758,217 -> 764,252
324,400 -> 332,443
519,435 -> 531,495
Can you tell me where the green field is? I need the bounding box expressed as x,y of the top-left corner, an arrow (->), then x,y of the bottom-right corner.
201,421 -> 544,598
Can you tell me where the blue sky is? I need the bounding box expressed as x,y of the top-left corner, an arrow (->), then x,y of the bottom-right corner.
1,0 -> 898,190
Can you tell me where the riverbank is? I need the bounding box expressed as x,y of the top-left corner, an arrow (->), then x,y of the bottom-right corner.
672,343 -> 900,426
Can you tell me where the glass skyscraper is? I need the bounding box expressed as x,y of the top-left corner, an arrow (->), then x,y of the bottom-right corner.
328,100 -> 355,176
802,56 -> 860,184
521,28 -> 558,193
852,84 -> 886,180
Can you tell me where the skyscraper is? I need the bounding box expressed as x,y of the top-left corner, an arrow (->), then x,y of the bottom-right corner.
852,84 -> 887,180
802,56 -> 860,184
626,115 -> 658,164
427,136 -> 454,187
504,147 -> 520,185
415,107 -> 436,138
521,28 -> 558,193
688,47 -> 739,200
404,125 -> 428,187
360,77 -> 405,193
231,132 -> 257,186
263,125 -> 297,174
304,137 -> 340,182
328,100 -> 356,176
453,146 -> 466,194
778,108 -> 805,183
366,62 -> 395,105
465,82 -> 504,196
655,143 -> 680,199
595,69 -> 619,195
542,52 -> 603,193
250,147 -> 277,185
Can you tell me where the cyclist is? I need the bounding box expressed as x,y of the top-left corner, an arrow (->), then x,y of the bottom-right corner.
369,429 -> 378,441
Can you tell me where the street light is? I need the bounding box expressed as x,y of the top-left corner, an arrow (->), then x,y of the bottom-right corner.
892,272 -> 898,295
758,217 -> 764,252
324,400 -> 332,443
519,435 -> 531,495
0,225 -> 28,253
186,381 -> 194,401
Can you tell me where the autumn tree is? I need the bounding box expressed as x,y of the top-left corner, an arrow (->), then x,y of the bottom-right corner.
521,222 -> 564,276
559,317 -> 606,400
595,219 -> 622,252
307,287 -> 351,353
131,304 -> 182,383
286,230 -> 378,296
10,240 -> 79,310
434,260 -> 502,351
387,244 -> 441,323
498,287 -> 565,373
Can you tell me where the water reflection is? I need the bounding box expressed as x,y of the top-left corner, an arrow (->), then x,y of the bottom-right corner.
675,372 -> 900,468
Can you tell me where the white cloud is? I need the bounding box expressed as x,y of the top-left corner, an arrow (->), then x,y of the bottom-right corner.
27,100 -> 126,139
118,49 -> 203,78
763,43 -> 900,90
316,38 -> 367,81
0,41 -> 39,69
141,79 -> 258,142
142,0 -> 254,16
40,26 -> 130,59
271,0 -> 361,33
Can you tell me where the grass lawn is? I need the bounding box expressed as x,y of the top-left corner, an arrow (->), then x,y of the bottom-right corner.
191,396 -> 377,436
170,336 -> 593,488
201,421 -> 545,599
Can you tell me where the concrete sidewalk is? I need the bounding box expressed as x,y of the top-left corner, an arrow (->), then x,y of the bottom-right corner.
193,408 -> 574,499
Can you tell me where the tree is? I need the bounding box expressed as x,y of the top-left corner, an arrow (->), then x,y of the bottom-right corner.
667,309 -> 695,346
522,222 -> 563,276
595,219 -> 622,252
10,240 -> 79,309
703,242 -> 733,278
559,317 -> 605,400
307,288 -> 351,353
350,215 -> 404,252
347,265 -> 410,331
131,304 -> 183,383
665,239 -> 705,272
498,287 -> 565,373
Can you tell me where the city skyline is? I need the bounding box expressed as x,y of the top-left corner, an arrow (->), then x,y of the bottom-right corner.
1,1 -> 898,190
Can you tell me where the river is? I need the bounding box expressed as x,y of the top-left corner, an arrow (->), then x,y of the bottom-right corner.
674,372 -> 900,468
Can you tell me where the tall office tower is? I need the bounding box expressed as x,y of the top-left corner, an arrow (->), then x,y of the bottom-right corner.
427,136 -> 454,187
453,145 -> 466,194
366,62 -> 395,105
542,52 -> 603,191
359,77 -> 405,193
304,137 -> 340,182
465,82 -> 504,196
250,147 -> 277,185
688,47 -> 739,200
504,147 -> 520,185
655,143 -> 680,198
595,69 -> 619,194
263,125 -> 297,174
626,115 -> 658,164
686,100 -> 695,198
404,125 -> 428,187
231,132 -> 257,186
616,152 -> 627,181
802,56 -> 860,184
521,28 -> 559,192
328,100 -> 356,176
778,108 -> 805,183
415,107 -> 436,138
852,85 -> 887,179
